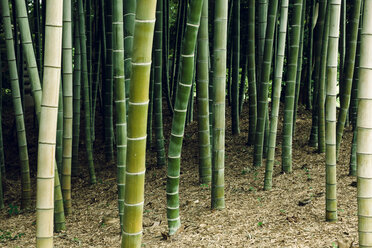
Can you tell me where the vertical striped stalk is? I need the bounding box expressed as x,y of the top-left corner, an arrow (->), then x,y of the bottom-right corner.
54,163 -> 65,232
309,0 -> 327,148
318,3 -> 330,154
1,0 -> 31,210
239,44 -> 247,115
86,0 -> 93,136
253,0 -> 278,167
121,1 -> 156,246
154,0 -> 166,167
357,1 -> 372,245
231,0 -> 240,135
166,0 -> 203,235
147,66 -> 154,149
350,18 -> 362,177
306,0 -> 315,110
34,0 -> 42,76
211,0 -> 227,210
335,0 -> 362,157
196,0 -> 211,184
0,50 -> 4,177
72,18 -> 82,176
171,2 -> 187,105
0,50 -> 4,209
293,0 -> 306,136
15,0 -> 42,120
104,0 -> 114,161
61,0 -> 73,216
264,0 -> 289,191
247,0 -> 257,145
163,0 -> 173,113
124,0 -> 136,116
56,83 -> 63,172
113,0 -> 127,232
257,0 -> 268,84
325,0 -> 341,222
36,0 -> 63,246
281,0 -> 303,173
78,0 -> 96,184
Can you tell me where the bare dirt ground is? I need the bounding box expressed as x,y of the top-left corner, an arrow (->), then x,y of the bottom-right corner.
0,103 -> 358,247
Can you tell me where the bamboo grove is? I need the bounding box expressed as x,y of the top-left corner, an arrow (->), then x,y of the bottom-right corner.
0,0 -> 371,247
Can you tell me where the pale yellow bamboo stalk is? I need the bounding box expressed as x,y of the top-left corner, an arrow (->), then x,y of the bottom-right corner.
36,0 -> 63,247
357,1 -> 372,246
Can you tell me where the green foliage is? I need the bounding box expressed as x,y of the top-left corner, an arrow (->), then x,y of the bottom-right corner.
0,229 -> 25,242
8,203 -> 19,216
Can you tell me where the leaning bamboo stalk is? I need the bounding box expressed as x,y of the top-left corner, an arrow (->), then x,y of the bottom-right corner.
1,0 -> 31,210
36,0 -> 63,246
264,0 -> 288,190
335,0 -> 362,158
166,0 -> 204,235
15,0 -> 42,120
253,0 -> 278,167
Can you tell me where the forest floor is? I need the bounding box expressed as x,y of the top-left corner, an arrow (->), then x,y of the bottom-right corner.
0,101 -> 358,248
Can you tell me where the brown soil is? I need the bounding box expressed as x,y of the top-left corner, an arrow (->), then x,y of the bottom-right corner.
0,103 -> 358,248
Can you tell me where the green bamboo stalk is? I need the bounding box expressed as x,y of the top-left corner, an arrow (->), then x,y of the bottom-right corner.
0,50 -> 4,177
0,49 -> 3,209
104,0 -> 114,161
154,0 -> 166,167
306,0 -> 315,110
247,0 -> 257,145
253,0 -> 278,167
78,0 -> 96,184
121,1 -> 156,246
282,0 -> 303,173
357,1 -> 372,245
166,0 -> 203,235
1,0 -> 31,210
325,0 -> 341,222
33,0 -> 42,76
211,0 -> 227,210
335,0 -> 362,158
14,0 -> 42,120
124,0 -> 136,116
231,0 -> 240,135
72,17 -> 82,176
171,1 -> 187,105
196,0 -> 211,184
309,0 -> 327,148
239,44 -> 247,116
54,164 -> 65,232
61,0 -> 73,216
257,0 -> 268,84
318,2 -> 330,154
35,0 -> 63,245
56,83 -> 63,173
293,0 -> 306,136
113,0 -> 127,232
349,15 -> 362,177
264,0 -> 289,190
349,128 -> 357,176
147,64 -> 154,149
